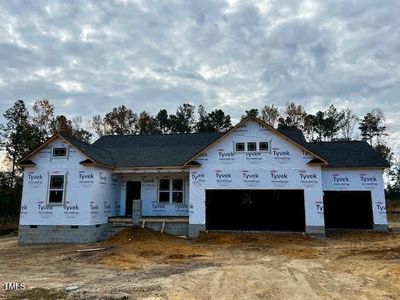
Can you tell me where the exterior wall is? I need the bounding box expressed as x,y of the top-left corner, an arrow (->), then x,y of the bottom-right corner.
189,119 -> 325,237
321,168 -> 388,228
19,138 -> 123,243
120,173 -> 189,217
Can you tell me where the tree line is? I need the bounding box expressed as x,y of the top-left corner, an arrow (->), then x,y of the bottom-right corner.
0,99 -> 399,219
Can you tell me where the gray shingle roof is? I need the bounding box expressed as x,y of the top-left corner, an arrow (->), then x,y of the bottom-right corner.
306,141 -> 390,168
60,134 -> 115,167
278,128 -> 307,145
91,132 -> 223,168
58,131 -> 388,169
276,128 -> 388,168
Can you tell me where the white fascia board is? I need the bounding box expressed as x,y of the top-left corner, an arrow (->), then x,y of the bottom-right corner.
113,168 -> 189,174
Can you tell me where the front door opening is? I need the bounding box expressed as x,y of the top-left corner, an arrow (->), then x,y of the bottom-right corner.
125,181 -> 141,216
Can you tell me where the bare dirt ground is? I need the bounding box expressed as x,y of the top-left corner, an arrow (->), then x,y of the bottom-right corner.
2,221 -> 400,300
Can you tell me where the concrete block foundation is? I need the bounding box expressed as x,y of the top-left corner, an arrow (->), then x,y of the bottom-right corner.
18,224 -> 128,244
189,224 -> 206,238
373,224 -> 389,232
305,225 -> 326,237
143,222 -> 189,236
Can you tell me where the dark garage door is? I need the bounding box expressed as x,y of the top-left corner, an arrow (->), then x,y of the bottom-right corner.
206,190 -> 305,231
323,191 -> 373,229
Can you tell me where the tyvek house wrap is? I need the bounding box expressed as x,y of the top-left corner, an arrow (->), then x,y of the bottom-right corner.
19,139 -> 122,226
321,169 -> 387,225
188,119 -> 326,227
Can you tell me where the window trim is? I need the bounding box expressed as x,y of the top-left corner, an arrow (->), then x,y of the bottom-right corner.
158,178 -> 184,204
259,141 -> 271,152
47,173 -> 66,205
158,178 -> 171,204
247,142 -> 257,152
51,147 -> 68,159
235,142 -> 245,152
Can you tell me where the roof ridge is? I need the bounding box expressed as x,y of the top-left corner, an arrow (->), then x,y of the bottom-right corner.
307,140 -> 365,144
60,133 -> 113,153
59,133 -> 115,165
97,132 -> 223,138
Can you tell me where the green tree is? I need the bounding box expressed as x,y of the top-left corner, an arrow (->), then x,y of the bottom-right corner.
31,99 -> 54,141
137,111 -> 160,134
169,103 -> 196,133
71,116 -> 92,143
241,108 -> 259,120
359,108 -> 387,146
50,115 -> 73,135
50,115 -> 92,143
156,109 -> 170,133
374,143 -> 393,165
303,114 -> 318,141
0,100 -> 42,187
260,105 -> 279,128
322,105 -> 345,141
338,108 -> 358,141
92,114 -> 105,137
196,105 -> 232,132
306,105 -> 345,141
386,155 -> 400,200
95,105 -> 138,135
278,102 -> 307,129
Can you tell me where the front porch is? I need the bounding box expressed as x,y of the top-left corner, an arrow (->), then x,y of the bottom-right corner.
108,215 -> 189,236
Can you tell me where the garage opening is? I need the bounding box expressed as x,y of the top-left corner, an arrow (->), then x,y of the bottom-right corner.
323,191 -> 373,229
206,189 -> 305,231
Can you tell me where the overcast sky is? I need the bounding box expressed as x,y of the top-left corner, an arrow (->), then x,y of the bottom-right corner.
0,0 -> 399,152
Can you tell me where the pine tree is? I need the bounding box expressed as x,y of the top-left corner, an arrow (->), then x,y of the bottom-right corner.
0,100 -> 42,187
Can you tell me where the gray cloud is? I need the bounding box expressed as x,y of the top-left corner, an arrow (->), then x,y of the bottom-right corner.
0,0 -> 399,152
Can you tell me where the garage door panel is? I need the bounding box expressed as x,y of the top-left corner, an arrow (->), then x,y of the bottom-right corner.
206,189 -> 305,231
323,191 -> 373,229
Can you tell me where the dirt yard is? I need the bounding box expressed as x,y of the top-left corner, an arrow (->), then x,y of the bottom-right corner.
1,225 -> 400,300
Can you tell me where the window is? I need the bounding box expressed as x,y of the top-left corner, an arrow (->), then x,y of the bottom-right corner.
247,142 -> 257,151
52,147 -> 67,158
172,179 -> 183,203
158,178 -> 184,204
259,141 -> 270,151
48,174 -> 65,204
159,179 -> 170,203
235,142 -> 245,152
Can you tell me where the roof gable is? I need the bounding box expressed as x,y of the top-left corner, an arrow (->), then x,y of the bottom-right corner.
18,133 -> 114,168
184,116 -> 328,166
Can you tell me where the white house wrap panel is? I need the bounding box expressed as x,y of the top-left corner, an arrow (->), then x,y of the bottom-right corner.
19,139 -> 122,226
322,169 -> 387,225
119,174 -> 189,217
189,119 -> 325,228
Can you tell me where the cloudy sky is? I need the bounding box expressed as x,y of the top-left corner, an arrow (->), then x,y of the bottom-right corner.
0,0 -> 399,152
